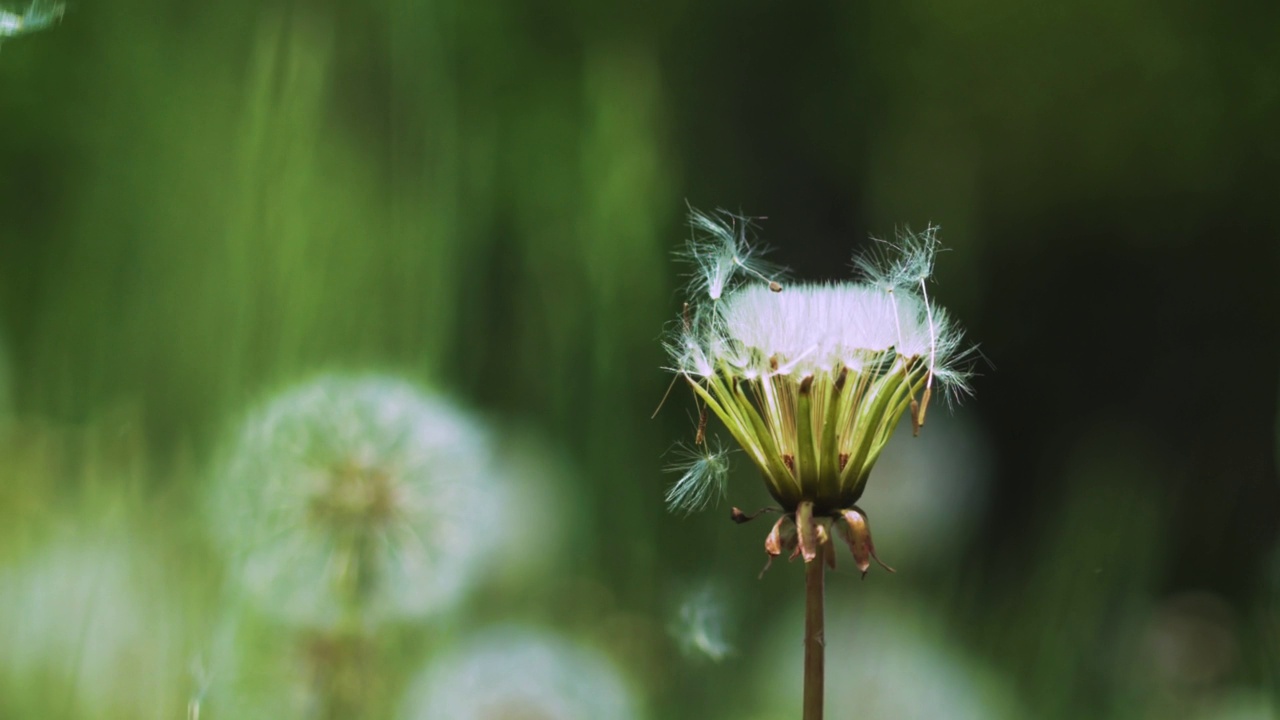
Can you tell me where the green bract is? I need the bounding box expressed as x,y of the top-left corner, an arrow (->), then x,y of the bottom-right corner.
687,338 -> 928,514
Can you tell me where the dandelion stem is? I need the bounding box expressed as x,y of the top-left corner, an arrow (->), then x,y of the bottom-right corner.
803,555 -> 825,720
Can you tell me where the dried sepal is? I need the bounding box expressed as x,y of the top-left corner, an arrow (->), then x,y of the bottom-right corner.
835,507 -> 895,578
760,515 -> 797,578
730,506 -> 778,524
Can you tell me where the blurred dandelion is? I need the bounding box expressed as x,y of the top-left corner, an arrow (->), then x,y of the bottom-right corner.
0,530 -> 187,717
661,208 -> 977,719
401,626 -> 642,720
669,582 -> 734,662
751,595 -> 1020,720
207,373 -> 510,629
199,610 -> 385,720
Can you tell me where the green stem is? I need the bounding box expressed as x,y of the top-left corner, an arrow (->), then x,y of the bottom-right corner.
803,556 -> 825,720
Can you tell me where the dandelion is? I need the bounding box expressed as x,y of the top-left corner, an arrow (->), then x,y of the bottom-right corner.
661,208 -> 977,720
400,626 -> 642,720
0,532 -> 187,716
198,610 -> 383,720
207,373 -> 509,629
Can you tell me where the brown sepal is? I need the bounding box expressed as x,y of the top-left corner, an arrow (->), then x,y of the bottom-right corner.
835,507 -> 895,578
731,506 -> 776,524
760,515 -> 797,579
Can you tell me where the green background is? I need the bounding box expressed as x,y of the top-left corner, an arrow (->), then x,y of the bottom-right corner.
0,0 -> 1277,717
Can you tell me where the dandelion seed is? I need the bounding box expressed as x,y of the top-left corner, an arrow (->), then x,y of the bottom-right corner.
679,207 -> 786,302
670,583 -> 734,662
853,225 -> 943,292
694,402 -> 708,445
664,436 -> 732,515
401,626 -> 640,720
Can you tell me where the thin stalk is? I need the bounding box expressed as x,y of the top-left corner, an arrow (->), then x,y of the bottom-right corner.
803,556 -> 825,720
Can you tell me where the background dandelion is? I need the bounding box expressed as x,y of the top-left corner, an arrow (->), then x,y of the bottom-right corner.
208,374 -> 510,629
749,594 -> 1021,720
0,530 -> 188,719
400,626 -> 643,720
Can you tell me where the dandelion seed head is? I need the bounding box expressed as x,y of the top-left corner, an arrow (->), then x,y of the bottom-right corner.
723,284 -> 915,373
664,436 -> 732,515
208,374 -> 509,628
401,626 -> 640,720
661,208 -> 977,518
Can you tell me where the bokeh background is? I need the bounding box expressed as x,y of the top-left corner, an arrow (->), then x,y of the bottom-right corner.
1,0 -> 1277,718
